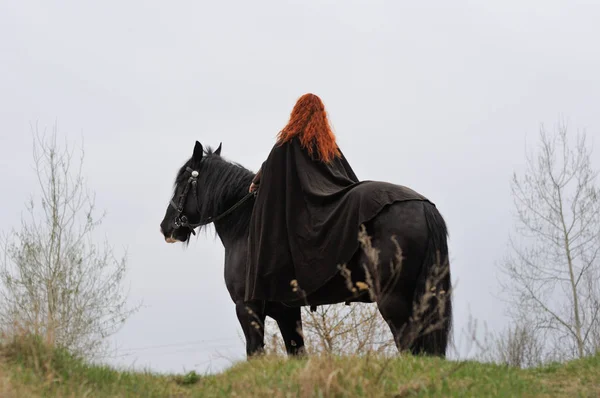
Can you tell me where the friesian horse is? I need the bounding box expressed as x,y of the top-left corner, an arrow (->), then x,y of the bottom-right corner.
159,141 -> 452,359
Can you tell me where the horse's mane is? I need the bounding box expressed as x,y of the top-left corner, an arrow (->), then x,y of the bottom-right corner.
174,146 -> 256,240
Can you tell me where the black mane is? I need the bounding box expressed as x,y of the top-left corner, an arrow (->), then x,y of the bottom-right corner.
175,146 -> 256,240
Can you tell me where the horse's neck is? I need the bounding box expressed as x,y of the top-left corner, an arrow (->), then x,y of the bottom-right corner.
208,165 -> 254,246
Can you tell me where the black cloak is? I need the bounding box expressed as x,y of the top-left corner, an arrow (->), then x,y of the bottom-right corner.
245,137 -> 428,303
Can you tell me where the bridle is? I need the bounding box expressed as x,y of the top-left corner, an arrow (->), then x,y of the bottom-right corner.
169,166 -> 256,235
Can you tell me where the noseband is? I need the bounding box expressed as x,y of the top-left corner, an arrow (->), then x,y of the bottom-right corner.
170,166 -> 256,235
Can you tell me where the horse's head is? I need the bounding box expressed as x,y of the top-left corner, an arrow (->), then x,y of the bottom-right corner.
159,140 -> 221,244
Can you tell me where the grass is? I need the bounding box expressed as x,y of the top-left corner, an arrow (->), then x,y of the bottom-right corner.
1,335 -> 599,397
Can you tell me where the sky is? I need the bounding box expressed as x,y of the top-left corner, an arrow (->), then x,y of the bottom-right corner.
1,0 -> 600,374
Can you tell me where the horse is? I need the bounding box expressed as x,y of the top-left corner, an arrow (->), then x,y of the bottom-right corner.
159,141 -> 453,359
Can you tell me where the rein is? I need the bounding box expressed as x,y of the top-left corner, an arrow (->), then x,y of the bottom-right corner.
170,166 -> 256,235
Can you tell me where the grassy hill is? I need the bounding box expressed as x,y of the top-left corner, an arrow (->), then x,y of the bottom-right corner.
1,336 -> 599,397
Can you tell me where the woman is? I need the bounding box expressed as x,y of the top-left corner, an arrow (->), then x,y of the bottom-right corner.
245,93 -> 362,303
249,94 -> 357,191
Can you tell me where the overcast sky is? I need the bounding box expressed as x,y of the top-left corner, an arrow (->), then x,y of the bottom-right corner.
2,0 -> 599,374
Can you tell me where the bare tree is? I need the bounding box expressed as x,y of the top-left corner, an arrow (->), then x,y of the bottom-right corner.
0,124 -> 139,359
264,303 -> 395,357
499,121 -> 600,362
302,303 -> 396,355
478,318 -> 547,368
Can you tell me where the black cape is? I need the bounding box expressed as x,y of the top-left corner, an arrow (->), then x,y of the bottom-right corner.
245,138 -> 429,302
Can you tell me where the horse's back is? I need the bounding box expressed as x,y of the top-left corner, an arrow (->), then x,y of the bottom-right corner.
349,180 -> 432,208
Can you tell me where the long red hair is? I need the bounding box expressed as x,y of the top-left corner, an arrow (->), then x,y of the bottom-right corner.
276,93 -> 340,163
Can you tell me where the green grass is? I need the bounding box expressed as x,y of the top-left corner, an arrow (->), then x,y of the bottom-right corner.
1,335 -> 599,397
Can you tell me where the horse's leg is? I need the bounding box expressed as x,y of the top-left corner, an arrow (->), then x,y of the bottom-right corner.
356,231 -> 414,353
373,253 -> 415,353
267,304 -> 305,356
235,300 -> 266,357
366,201 -> 451,357
361,202 -> 430,355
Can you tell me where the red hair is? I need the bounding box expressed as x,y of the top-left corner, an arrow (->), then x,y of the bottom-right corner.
276,93 -> 341,163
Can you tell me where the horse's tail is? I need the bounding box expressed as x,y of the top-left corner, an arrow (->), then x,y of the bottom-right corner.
408,201 -> 452,357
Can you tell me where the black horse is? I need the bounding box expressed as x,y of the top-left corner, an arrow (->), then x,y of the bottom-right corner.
160,141 -> 453,359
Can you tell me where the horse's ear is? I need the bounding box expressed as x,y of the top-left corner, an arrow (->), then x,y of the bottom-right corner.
214,142 -> 222,156
193,141 -> 204,161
